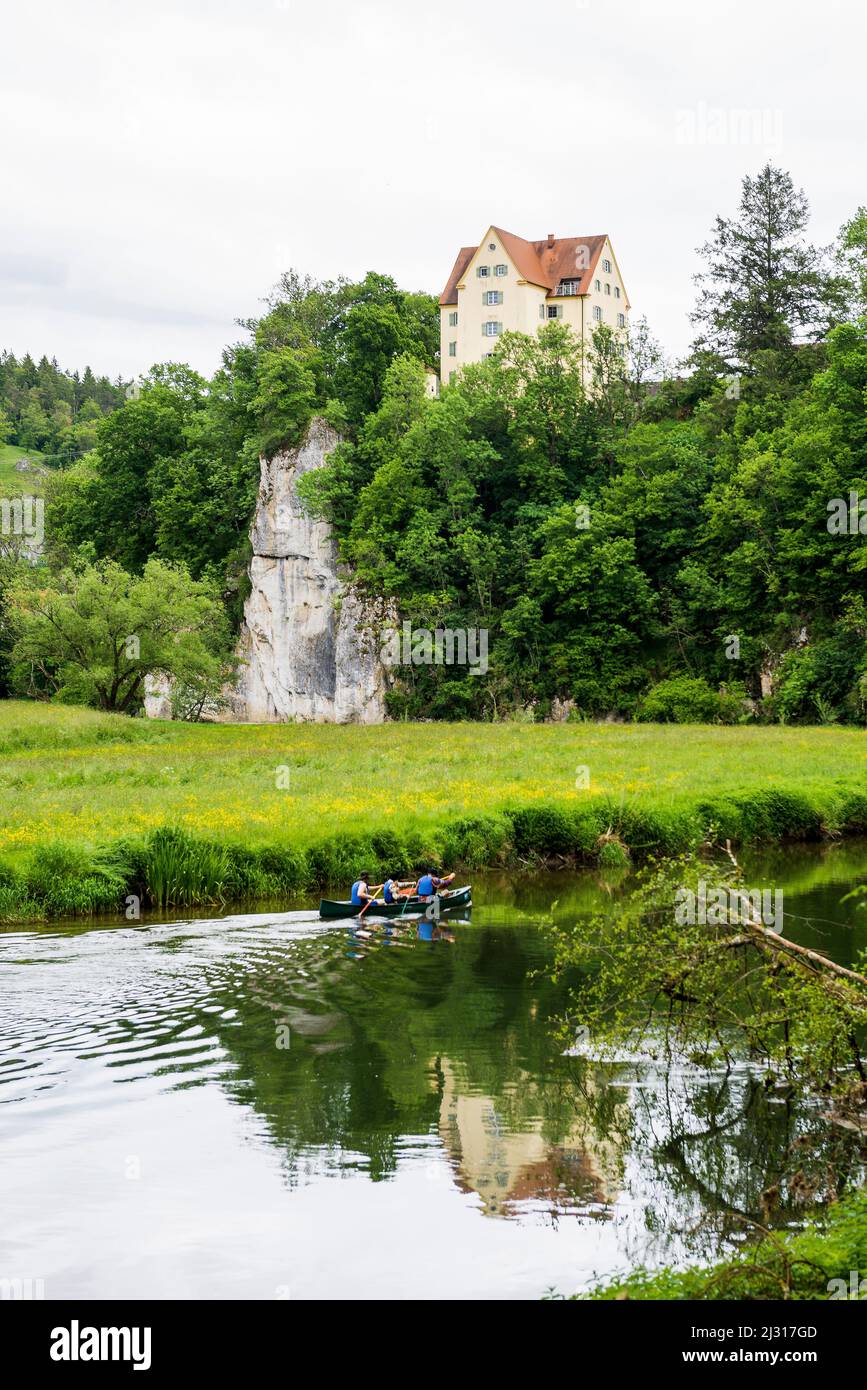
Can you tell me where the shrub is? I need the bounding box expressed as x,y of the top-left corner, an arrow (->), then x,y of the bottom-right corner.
142,825 -> 230,908
0,883 -> 42,922
837,790 -> 867,834
305,835 -> 378,888
731,789 -> 823,842
509,806 -> 578,858
775,638 -> 864,724
440,813 -> 512,868
582,1187 -> 867,1300
638,675 -> 744,724
25,840 -> 127,915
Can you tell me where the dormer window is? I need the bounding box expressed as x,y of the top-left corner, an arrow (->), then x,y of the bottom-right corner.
556,279 -> 580,296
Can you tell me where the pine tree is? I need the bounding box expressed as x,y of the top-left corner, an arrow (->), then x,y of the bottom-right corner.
691,163 -> 847,367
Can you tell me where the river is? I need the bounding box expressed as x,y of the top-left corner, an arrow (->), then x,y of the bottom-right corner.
2,840 -> 865,1300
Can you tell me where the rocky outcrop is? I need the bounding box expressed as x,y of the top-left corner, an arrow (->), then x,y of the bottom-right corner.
218,418 -> 387,724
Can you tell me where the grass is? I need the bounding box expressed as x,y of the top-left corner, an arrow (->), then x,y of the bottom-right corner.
0,443 -> 48,497
0,700 -> 865,919
570,1188 -> 867,1300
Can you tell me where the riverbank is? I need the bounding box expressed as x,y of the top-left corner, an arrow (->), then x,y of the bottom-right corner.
574,1188 -> 867,1299
1,702 -> 866,920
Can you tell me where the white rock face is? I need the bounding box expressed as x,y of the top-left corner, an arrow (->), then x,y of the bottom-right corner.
220,418 -> 387,724
143,673 -> 174,720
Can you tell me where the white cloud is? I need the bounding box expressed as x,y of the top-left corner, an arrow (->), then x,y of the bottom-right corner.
1,0 -> 863,377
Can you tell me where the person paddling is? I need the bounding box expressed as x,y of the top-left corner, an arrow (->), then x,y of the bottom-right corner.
382,875 -> 400,906
350,872 -> 382,912
416,869 -> 455,899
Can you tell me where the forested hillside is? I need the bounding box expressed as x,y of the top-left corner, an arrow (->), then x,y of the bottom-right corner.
0,352 -> 128,465
2,164 -> 866,723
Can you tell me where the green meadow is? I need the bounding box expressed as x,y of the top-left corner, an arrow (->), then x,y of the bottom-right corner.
0,443 -> 47,497
0,701 -> 865,919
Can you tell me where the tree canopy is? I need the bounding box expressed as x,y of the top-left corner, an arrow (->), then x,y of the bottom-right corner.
3,164 -> 865,722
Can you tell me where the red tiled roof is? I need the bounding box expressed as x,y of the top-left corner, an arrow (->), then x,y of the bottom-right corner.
439,246 -> 477,306
439,228 -> 611,304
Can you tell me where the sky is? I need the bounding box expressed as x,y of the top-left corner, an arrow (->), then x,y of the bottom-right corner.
1,0 -> 865,381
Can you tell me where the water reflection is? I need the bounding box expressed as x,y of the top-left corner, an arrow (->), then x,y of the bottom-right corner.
1,841 -> 865,1298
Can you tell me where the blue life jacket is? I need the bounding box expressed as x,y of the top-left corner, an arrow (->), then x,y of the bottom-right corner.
350,879 -> 368,906
383,879 -> 397,904
417,873 -> 436,896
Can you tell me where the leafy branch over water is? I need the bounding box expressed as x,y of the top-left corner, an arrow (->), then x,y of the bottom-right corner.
545,845 -> 867,1297
548,843 -> 867,1121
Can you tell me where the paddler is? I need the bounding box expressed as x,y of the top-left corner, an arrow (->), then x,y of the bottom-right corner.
416,869 -> 455,899
350,872 -> 382,911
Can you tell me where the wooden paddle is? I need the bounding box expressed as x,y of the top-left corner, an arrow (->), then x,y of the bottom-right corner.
357,883 -> 385,919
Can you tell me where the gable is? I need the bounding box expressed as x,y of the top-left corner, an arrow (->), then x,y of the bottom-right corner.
439,228 -> 618,304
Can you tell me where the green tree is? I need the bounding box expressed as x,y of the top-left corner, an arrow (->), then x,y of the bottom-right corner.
691,163 -> 847,367
7,558 -> 230,713
517,505 -> 658,712
249,345 -> 323,458
836,206 -> 867,318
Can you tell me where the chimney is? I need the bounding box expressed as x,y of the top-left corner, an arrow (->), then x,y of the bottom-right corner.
547,232 -> 555,247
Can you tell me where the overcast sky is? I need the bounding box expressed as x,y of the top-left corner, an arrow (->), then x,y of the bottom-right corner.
1,0 -> 864,381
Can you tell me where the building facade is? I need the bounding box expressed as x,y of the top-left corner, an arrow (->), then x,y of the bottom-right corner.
439,225 -> 629,384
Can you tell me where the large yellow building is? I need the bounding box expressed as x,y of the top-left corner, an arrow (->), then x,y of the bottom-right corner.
439,224 -> 630,384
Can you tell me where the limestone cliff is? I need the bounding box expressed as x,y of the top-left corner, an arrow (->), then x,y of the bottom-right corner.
219,417 -> 386,724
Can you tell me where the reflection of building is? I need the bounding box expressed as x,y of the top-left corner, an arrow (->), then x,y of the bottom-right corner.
435,1059 -> 620,1218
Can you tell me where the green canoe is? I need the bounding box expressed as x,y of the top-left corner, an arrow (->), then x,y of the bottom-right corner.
319,885 -> 472,920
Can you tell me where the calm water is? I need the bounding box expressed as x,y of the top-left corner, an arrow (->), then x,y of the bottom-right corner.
2,841 -> 866,1300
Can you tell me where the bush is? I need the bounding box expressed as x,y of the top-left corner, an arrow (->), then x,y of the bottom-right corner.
228,844 -> 309,897
25,840 -> 127,915
142,825 -> 230,909
0,883 -> 42,922
775,639 -> 865,724
509,806 -> 579,858
440,813 -> 512,868
637,675 -> 745,724
731,789 -> 823,841
581,1187 -> 867,1300
305,835 -> 379,888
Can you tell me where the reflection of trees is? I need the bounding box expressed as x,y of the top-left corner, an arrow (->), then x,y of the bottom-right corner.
205,922 -> 586,1188
191,913 -> 864,1260
562,1057 -> 866,1268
